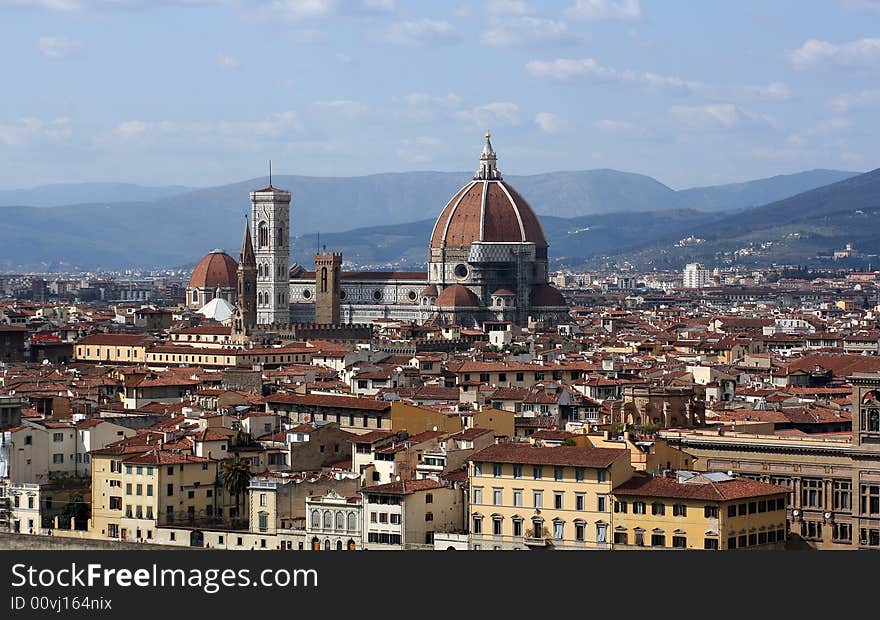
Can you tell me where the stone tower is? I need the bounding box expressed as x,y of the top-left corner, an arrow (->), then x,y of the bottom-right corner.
237,217 -> 257,330
314,252 -> 342,325
251,181 -> 291,325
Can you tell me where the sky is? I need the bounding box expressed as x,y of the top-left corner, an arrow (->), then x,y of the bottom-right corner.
0,0 -> 879,190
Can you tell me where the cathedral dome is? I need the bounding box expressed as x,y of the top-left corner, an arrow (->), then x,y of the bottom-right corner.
435,284 -> 481,308
530,284 -> 567,307
188,250 -> 238,290
430,134 -> 547,250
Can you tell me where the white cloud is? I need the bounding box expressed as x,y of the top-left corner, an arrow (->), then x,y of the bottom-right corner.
788,37 -> 880,70
399,92 -> 463,122
831,89 -> 880,112
216,52 -> 240,69
840,0 -> 880,10
737,81 -> 791,102
456,102 -> 520,127
396,135 -> 444,164
668,104 -> 773,131
565,0 -> 640,20
526,57 -> 703,94
595,118 -> 649,138
0,116 -> 72,146
486,0 -> 529,14
379,19 -> 460,46
481,17 -> 583,47
38,36 -> 81,59
110,111 -> 305,146
534,112 -> 563,133
313,99 -> 368,119
786,117 -> 852,147
2,0 -> 223,10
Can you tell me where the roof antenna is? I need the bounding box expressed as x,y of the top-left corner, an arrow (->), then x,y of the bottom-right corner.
268,160 -> 272,187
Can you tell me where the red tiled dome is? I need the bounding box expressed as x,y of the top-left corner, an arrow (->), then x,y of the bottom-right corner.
492,288 -> 515,296
435,284 -> 481,308
530,284 -> 566,307
430,180 -> 547,250
188,250 -> 238,289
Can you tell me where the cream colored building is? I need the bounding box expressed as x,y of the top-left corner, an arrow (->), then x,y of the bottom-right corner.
89,446 -> 220,543
611,471 -> 788,550
468,443 -> 632,550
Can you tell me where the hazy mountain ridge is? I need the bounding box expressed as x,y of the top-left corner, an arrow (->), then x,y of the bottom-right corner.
0,168 -> 862,270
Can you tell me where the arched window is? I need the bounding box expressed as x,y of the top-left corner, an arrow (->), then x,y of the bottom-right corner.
870,409 -> 880,432
335,512 -> 344,530
323,511 -> 332,529
277,225 -> 284,247
323,539 -> 330,551
320,267 -> 328,293
336,540 -> 343,551
258,222 -> 269,248
347,513 -> 356,531
191,290 -> 198,303
311,510 -> 320,528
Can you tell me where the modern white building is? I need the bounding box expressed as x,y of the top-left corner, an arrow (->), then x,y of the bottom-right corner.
683,263 -> 709,289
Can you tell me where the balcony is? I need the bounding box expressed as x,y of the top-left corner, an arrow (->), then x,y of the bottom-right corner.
523,536 -> 550,547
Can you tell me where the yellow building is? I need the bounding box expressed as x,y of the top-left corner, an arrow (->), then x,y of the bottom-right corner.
611,471 -> 788,550
90,445 -> 220,543
586,432 -> 694,472
74,334 -> 151,363
468,444 -> 632,550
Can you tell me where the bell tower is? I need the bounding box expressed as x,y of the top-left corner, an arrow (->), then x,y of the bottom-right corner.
315,251 -> 342,325
251,166 -> 291,325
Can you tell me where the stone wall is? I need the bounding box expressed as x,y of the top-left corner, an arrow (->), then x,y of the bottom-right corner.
0,532 -> 185,550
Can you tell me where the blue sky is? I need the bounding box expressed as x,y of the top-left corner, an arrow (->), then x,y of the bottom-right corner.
0,0 -> 878,190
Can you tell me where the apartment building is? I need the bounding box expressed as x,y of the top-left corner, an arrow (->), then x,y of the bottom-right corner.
611,471 -> 788,550
361,479 -> 462,550
468,444 -> 632,550
90,445 -> 219,543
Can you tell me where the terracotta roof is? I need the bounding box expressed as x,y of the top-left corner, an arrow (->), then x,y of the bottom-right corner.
77,334 -> 151,346
188,250 -> 237,290
435,284 -> 481,308
264,392 -> 391,411
612,472 -> 789,501
430,179 -> 547,249
470,443 -> 628,468
361,479 -> 448,496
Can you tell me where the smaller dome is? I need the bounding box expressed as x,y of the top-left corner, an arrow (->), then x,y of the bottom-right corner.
189,250 -> 238,290
530,284 -> 566,307
421,284 -> 439,297
492,288 -> 515,296
435,284 -> 481,308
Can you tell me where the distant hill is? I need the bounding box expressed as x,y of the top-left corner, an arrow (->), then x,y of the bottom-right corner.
0,168 -> 863,270
611,167 -> 880,269
0,182 -> 193,208
674,169 -> 858,213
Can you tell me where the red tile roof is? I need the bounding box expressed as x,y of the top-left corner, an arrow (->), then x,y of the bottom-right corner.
361,479 -> 448,496
470,443 -> 628,468
264,392 -> 391,411
612,472 -> 789,501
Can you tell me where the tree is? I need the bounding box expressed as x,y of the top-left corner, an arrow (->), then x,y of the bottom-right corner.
58,494 -> 89,530
220,456 -> 252,522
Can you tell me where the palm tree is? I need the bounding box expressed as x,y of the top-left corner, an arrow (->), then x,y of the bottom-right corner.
220,456 -> 252,524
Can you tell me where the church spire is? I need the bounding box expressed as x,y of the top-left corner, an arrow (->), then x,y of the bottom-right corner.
474,130 -> 501,180
240,214 -> 255,266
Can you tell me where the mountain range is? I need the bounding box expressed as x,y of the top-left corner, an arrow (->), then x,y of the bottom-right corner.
0,168 -> 863,270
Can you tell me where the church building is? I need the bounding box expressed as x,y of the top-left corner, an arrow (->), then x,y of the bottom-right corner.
192,133 -> 568,332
